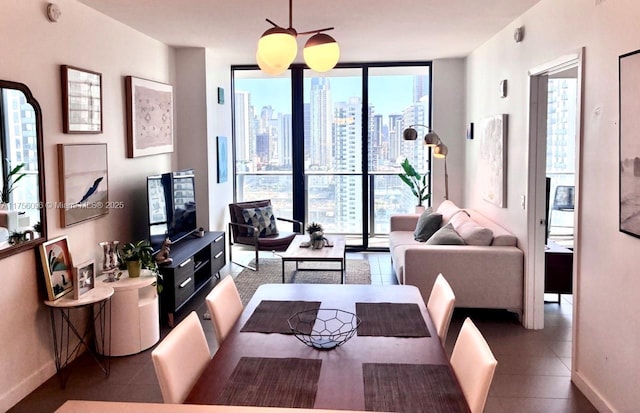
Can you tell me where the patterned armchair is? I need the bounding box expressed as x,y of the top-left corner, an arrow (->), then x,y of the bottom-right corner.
228,200 -> 303,271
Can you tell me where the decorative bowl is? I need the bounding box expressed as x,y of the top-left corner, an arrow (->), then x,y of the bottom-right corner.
287,308 -> 360,350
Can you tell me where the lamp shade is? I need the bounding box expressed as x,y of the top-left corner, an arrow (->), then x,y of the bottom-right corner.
424,131 -> 441,147
256,51 -> 287,75
303,33 -> 340,72
403,128 -> 418,140
257,27 -> 297,71
434,143 -> 448,158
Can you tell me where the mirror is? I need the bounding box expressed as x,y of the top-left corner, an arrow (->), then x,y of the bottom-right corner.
0,80 -> 47,259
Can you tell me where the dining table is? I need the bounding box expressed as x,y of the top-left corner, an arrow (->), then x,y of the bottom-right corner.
185,283 -> 470,413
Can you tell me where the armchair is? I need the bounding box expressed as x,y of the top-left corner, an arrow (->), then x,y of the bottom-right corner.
228,199 -> 303,271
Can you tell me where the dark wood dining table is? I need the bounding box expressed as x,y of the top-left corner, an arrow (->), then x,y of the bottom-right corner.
185,283 -> 469,412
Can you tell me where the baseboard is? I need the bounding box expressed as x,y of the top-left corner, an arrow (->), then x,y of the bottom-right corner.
0,360 -> 56,412
573,370 -> 615,413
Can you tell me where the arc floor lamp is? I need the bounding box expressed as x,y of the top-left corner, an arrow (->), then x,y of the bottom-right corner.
403,125 -> 449,200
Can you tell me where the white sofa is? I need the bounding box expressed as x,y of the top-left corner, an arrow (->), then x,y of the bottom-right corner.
389,200 -> 524,318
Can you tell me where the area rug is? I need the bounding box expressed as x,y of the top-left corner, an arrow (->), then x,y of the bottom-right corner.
234,258 -> 371,305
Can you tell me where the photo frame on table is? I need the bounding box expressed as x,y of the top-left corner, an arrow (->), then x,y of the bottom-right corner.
73,259 -> 95,299
58,143 -> 109,227
619,49 -> 640,238
40,236 -> 73,301
217,136 -> 228,183
125,76 -> 174,158
61,65 -> 102,133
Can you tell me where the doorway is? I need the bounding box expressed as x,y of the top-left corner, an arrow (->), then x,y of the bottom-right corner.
527,50 -> 583,331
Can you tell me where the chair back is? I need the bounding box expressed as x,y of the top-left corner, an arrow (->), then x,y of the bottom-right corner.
450,318 -> 497,413
151,311 -> 211,404
427,273 -> 456,345
205,276 -> 244,345
228,199 -> 272,241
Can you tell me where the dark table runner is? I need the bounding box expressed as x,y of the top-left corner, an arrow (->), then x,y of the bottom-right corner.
356,302 -> 430,337
240,300 -> 321,334
363,363 -> 470,413
216,357 -> 322,408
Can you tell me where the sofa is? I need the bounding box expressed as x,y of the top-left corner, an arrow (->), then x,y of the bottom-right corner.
389,200 -> 524,318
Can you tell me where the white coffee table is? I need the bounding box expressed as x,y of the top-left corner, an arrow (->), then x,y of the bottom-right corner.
280,234 -> 346,283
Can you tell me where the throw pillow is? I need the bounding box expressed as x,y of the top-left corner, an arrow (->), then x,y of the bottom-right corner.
450,213 -> 493,246
413,210 -> 443,242
241,206 -> 279,237
426,223 -> 465,245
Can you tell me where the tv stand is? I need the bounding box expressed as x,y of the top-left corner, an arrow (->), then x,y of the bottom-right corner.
157,231 -> 225,327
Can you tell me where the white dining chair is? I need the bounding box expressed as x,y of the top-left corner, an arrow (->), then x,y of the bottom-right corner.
427,273 -> 456,345
205,275 -> 244,346
151,311 -> 211,404
450,317 -> 498,413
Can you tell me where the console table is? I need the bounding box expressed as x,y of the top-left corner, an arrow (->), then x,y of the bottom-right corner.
44,285 -> 114,387
545,240 -> 573,302
94,270 -> 159,356
158,231 -> 225,326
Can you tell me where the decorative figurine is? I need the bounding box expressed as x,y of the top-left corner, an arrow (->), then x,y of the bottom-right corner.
155,237 -> 173,264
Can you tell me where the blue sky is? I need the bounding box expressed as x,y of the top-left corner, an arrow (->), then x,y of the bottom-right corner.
236,75 -> 416,119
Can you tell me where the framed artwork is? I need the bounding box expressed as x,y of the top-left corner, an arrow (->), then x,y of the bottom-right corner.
478,114 -> 508,207
73,259 -> 95,299
619,49 -> 640,238
125,76 -> 174,158
58,143 -> 109,227
61,65 -> 102,133
217,87 -> 225,104
40,236 -> 73,301
217,136 -> 228,183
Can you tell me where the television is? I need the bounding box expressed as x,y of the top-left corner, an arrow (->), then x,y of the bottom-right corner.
147,169 -> 197,253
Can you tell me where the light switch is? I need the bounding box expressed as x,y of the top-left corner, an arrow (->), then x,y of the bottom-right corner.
520,195 -> 526,210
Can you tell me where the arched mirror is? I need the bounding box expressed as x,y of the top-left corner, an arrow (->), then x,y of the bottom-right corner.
0,80 -> 47,259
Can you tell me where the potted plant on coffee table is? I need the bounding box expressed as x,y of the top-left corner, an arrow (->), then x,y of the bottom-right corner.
306,222 -> 327,249
398,158 -> 430,213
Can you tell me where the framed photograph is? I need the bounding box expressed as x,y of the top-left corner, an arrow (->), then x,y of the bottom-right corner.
73,260 -> 95,299
40,236 -> 73,301
61,65 -> 102,133
217,136 -> 228,183
619,49 -> 640,238
478,114 -> 508,208
217,87 -> 225,104
58,143 -> 109,227
125,76 -> 174,158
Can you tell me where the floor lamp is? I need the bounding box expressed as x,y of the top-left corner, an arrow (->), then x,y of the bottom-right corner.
402,125 -> 449,200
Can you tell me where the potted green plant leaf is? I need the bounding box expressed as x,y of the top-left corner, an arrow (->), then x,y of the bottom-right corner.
1,161 -> 26,206
119,240 -> 155,278
398,158 -> 430,212
306,222 -> 326,249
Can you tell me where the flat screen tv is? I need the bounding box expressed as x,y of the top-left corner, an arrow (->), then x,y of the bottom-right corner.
147,169 -> 197,253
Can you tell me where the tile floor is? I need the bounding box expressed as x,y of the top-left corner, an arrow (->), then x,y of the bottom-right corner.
9,251 -> 597,413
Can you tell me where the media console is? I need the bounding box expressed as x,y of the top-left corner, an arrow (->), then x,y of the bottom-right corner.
158,231 -> 225,326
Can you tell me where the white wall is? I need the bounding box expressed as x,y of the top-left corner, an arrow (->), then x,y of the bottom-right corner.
465,0 -> 640,410
0,1 -> 174,410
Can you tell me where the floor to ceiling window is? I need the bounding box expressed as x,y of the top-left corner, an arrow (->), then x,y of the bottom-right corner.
232,63 -> 431,249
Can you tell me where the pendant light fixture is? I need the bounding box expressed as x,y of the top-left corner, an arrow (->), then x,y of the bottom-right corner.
256,0 -> 340,75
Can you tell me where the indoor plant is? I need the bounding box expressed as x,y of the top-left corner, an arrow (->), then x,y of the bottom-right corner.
306,222 -> 326,249
398,158 -> 430,212
119,240 -> 157,278
1,161 -> 26,206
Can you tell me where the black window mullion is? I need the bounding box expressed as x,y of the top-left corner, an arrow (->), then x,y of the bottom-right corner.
291,67 -> 305,231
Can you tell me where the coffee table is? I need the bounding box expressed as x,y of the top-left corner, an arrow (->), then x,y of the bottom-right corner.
280,234 -> 346,283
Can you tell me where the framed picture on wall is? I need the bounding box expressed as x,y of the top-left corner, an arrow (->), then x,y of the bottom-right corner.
58,143 -> 109,227
61,65 -> 102,133
477,114 -> 508,208
217,136 -> 228,183
619,49 -> 640,238
40,236 -> 74,301
73,260 -> 95,299
125,76 -> 174,158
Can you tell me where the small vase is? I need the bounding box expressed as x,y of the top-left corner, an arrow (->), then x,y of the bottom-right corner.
311,238 -> 325,249
126,260 -> 141,278
415,205 -> 426,214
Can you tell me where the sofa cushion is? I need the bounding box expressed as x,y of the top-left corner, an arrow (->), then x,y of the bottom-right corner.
241,206 -> 279,237
426,223 -> 465,245
436,200 -> 462,224
450,213 -> 494,246
413,210 -> 442,242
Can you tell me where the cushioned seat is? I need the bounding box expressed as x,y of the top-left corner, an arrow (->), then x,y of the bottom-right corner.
228,200 -> 303,271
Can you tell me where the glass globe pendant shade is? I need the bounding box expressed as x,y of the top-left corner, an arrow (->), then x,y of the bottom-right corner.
403,128 -> 418,140
256,50 -> 287,75
303,33 -> 340,72
434,143 -> 448,158
257,27 -> 298,71
424,131 -> 441,147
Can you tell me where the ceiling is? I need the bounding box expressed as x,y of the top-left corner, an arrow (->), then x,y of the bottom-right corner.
77,0 -> 542,65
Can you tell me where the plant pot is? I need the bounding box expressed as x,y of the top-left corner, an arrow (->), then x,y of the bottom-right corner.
415,205 -> 426,214
311,238 -> 325,249
126,260 -> 141,278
